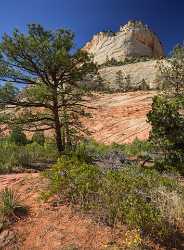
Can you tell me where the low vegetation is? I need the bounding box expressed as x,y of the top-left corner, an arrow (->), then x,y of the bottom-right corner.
0,131 -> 58,173
100,56 -> 153,68
45,146 -> 184,239
91,75 -> 150,93
0,187 -> 28,226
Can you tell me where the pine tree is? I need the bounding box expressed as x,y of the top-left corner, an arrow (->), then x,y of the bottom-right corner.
0,24 -> 97,153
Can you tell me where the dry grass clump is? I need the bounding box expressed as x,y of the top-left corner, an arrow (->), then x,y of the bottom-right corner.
0,187 -> 28,223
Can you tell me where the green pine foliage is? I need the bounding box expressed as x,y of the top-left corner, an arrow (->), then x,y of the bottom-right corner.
148,96 -> 184,173
100,56 -> 153,68
147,44 -> 184,174
0,24 -> 97,153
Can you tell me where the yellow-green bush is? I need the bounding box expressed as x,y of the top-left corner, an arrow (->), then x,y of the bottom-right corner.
45,155 -> 184,238
45,155 -> 102,208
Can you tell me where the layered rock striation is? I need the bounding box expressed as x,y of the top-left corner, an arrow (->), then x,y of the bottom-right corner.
82,91 -> 156,144
83,20 -> 164,65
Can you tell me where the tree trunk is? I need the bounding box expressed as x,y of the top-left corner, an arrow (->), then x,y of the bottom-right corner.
53,95 -> 64,154
63,109 -> 72,151
55,117 -> 64,154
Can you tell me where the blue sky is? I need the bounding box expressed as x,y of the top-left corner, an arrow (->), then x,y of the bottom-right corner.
0,0 -> 184,54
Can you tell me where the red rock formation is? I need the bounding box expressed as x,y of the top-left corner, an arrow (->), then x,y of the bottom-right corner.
82,91 -> 156,144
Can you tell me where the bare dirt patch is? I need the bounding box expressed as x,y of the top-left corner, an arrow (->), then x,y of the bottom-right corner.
1,172 -> 184,249
0,173 -> 117,249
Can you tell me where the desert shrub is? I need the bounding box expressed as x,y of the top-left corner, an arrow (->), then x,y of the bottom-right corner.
75,139 -> 152,165
16,148 -> 32,167
152,186 -> 184,225
98,168 -> 174,232
61,245 -> 79,250
45,155 -> 102,208
0,187 -> 27,220
124,138 -> 152,158
72,140 -> 129,171
111,142 -> 126,151
9,128 -> 28,146
32,131 -> 45,145
26,142 -> 58,162
74,139 -> 110,163
46,155 -> 184,238
0,141 -> 19,173
0,140 -> 58,173
0,141 -> 33,171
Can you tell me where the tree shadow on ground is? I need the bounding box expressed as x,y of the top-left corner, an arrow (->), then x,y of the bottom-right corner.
149,227 -> 184,250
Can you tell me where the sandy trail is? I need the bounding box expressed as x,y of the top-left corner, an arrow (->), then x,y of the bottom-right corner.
0,173 -> 35,191
0,171 -> 179,249
0,173 -> 116,250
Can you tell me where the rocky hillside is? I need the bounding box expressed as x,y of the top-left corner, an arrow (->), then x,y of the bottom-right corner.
99,59 -> 161,89
83,20 -> 164,65
83,91 -> 156,144
83,20 -> 164,90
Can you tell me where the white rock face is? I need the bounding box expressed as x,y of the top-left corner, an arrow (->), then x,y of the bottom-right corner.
99,60 -> 161,89
83,20 -> 164,65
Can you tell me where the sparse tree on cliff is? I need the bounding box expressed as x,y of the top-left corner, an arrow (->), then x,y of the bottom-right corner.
0,24 -> 97,153
115,70 -> 131,91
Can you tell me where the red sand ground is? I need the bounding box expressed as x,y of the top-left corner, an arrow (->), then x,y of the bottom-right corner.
0,174 -> 120,249
1,173 -> 181,250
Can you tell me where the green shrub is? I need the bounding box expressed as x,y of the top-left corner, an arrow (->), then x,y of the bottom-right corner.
0,187 -> 27,220
16,148 -> 32,167
124,138 -> 152,158
99,167 -> 183,234
147,96 -> 184,174
0,141 -> 19,173
0,140 -> 58,173
0,141 -> 35,172
45,155 -> 184,238
9,128 -> 28,146
74,139 -> 110,163
32,131 -> 45,145
26,142 -> 57,162
45,155 -> 102,208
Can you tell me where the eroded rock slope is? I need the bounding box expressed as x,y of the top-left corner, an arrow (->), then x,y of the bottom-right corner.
83,91 -> 156,144
83,20 -> 164,65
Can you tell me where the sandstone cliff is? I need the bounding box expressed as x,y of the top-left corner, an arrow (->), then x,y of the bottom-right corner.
83,91 -> 156,144
99,59 -> 161,89
83,20 -> 164,65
